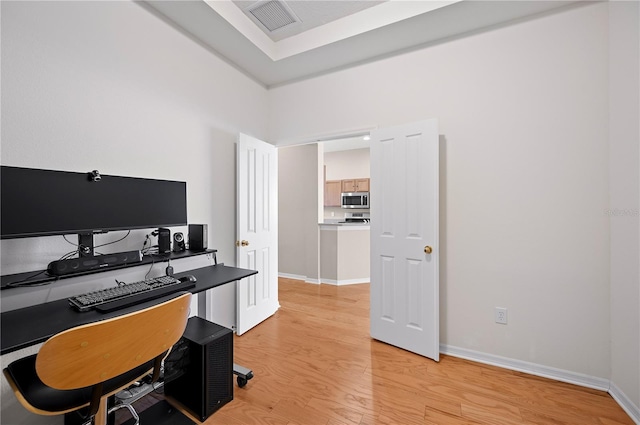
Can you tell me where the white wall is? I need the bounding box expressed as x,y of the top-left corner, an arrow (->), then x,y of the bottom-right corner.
0,0 -> 268,292
1,1 -> 267,271
609,0 -> 640,417
324,148 -> 370,180
270,2 -> 611,383
278,144 -> 321,282
1,1 -> 268,422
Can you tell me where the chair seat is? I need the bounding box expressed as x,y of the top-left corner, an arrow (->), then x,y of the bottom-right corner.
4,293 -> 191,425
5,354 -> 155,413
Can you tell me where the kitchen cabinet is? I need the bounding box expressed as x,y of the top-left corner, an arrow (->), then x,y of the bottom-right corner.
342,178 -> 369,193
325,180 -> 342,207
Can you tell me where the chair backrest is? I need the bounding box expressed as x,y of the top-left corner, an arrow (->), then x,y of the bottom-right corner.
35,292 -> 192,390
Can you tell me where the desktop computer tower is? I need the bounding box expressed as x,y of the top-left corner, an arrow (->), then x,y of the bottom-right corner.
157,228 -> 171,253
164,317 -> 233,421
188,224 -> 207,251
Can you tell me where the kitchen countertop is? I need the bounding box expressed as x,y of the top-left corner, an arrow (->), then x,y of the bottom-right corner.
319,221 -> 370,229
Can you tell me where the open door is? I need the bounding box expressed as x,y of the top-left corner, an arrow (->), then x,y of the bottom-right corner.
370,119 -> 440,361
236,133 -> 279,335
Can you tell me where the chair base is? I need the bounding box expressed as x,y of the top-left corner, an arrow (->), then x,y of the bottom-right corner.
108,403 -> 139,425
64,397 -> 116,425
118,400 -> 194,425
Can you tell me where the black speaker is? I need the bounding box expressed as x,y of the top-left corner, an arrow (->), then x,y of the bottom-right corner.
188,224 -> 208,251
48,250 -> 142,276
157,228 -> 171,253
173,232 -> 185,252
164,317 -> 233,421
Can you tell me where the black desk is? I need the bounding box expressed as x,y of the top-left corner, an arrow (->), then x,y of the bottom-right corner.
1,264 -> 257,355
1,249 -> 218,289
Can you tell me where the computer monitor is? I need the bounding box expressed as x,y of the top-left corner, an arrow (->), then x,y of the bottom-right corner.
1,166 -> 187,243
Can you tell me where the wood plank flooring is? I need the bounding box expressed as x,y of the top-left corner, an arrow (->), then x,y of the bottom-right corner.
205,279 -> 633,425
196,278 -> 633,425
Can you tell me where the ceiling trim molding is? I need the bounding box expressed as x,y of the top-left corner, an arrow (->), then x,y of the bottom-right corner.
275,0 -> 462,60
205,0 -> 463,61
275,125 -> 379,148
205,0 -> 277,57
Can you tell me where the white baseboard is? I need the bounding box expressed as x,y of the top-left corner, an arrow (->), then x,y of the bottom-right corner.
609,381 -> 640,424
441,344 -> 639,424
278,273 -> 369,285
278,272 -> 306,281
278,273 -> 320,284
440,344 -> 610,391
320,278 -> 370,286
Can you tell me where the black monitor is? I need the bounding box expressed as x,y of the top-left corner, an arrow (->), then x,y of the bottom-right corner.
1,166 -> 187,244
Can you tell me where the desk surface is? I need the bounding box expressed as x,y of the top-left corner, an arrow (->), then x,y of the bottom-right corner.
1,249 -> 217,289
0,264 -> 257,355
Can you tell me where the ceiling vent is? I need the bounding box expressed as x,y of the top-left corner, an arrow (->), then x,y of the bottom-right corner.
246,1 -> 300,32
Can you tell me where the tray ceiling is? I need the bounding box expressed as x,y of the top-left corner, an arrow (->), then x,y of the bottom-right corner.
142,0 -> 585,88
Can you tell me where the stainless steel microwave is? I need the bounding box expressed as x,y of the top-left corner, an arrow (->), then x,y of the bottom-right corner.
341,192 -> 369,209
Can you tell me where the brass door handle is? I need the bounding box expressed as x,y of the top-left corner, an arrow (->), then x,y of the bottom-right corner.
424,246 -> 433,254
236,240 -> 250,247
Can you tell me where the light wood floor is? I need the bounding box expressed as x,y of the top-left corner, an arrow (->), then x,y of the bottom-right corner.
199,278 -> 632,425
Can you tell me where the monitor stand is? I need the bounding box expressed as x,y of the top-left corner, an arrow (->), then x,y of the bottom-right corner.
78,232 -> 95,257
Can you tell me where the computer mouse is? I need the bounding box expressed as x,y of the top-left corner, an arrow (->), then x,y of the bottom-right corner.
181,275 -> 197,283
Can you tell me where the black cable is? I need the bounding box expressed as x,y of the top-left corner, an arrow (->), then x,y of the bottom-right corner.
141,234 -> 159,256
62,235 -> 91,257
64,231 -> 130,253
7,230 -> 136,289
165,258 -> 173,276
145,254 -> 156,280
59,252 -> 76,261
141,247 -> 158,257
4,270 -> 51,288
62,234 -> 78,247
94,230 -> 130,249
59,249 -> 81,261
4,247 -> 83,289
141,233 -> 153,255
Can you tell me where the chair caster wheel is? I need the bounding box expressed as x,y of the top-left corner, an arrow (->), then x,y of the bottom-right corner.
237,377 -> 248,388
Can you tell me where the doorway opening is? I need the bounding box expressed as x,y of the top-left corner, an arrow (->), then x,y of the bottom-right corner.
276,131 -> 371,286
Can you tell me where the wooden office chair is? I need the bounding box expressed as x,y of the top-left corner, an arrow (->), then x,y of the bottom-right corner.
3,292 -> 192,425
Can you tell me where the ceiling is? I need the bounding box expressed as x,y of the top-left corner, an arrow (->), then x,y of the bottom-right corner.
142,0 -> 585,88
231,0 -> 385,42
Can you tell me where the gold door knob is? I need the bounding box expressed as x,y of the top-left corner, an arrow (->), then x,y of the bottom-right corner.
241,240 -> 249,247
424,246 -> 433,254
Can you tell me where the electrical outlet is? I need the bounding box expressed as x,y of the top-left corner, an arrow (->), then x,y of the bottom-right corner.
495,307 -> 507,324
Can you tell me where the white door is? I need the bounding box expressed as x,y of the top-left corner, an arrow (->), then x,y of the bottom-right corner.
370,119 -> 440,361
236,133 -> 279,335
